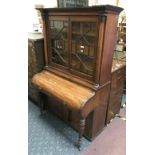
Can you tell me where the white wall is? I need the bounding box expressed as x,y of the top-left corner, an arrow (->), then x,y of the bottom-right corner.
28,0 -> 126,33
89,0 -> 126,9
97,0 -> 117,5
28,0 -> 57,32
34,0 -> 57,8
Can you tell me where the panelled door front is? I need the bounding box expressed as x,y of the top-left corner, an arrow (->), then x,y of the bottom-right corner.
48,16 -> 69,69
47,15 -> 99,81
70,16 -> 98,80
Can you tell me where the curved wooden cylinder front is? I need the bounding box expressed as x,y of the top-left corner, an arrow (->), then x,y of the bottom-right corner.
32,70 -> 95,111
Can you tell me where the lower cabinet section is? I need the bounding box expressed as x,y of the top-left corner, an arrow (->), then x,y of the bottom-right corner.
106,96 -> 122,124
33,63 -> 126,141
106,65 -> 126,124
29,49 -> 126,140
46,96 -> 107,141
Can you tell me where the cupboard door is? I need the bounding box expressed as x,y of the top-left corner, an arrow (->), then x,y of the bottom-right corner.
48,16 -> 69,68
70,17 -> 98,78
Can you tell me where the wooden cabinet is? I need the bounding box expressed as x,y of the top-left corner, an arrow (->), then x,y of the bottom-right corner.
28,33 -> 44,103
28,34 -> 126,140
38,6 -> 123,90
106,60 -> 126,124
32,5 -> 123,146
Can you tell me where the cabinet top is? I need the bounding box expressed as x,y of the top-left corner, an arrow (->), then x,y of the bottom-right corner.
36,5 -> 123,15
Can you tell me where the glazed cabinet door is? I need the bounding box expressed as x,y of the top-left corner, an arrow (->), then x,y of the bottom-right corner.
47,15 -> 99,82
48,16 -> 69,69
70,16 -> 98,80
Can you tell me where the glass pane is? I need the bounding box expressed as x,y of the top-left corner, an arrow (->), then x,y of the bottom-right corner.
49,20 -> 69,67
71,21 -> 97,76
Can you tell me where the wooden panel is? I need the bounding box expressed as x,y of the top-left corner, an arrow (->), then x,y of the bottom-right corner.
70,16 -> 98,22
109,89 -> 123,103
45,95 -> 94,140
99,14 -> 119,85
106,65 -> 126,124
28,37 -> 44,103
32,70 -> 95,111
111,67 -> 126,91
106,97 -> 122,124
111,77 -> 124,91
91,103 -> 107,139
48,16 -> 68,21
112,66 -> 125,80
46,96 -> 69,122
95,20 -> 105,83
45,66 -> 97,90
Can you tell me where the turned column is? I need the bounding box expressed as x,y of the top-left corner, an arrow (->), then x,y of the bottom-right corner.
75,118 -> 86,150
39,92 -> 46,115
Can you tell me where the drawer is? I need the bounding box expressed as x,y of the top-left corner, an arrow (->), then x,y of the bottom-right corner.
109,89 -> 123,104
109,95 -> 122,109
111,71 -> 125,91
107,97 -> 122,123
107,104 -> 121,123
112,66 -> 126,80
110,85 -> 124,95
111,99 -> 121,115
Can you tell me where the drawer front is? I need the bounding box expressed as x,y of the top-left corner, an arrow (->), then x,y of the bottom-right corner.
111,66 -> 126,91
107,97 -> 122,124
112,66 -> 125,80
109,88 -> 123,104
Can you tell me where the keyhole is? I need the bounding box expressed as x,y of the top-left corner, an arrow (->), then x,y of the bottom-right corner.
80,45 -> 84,53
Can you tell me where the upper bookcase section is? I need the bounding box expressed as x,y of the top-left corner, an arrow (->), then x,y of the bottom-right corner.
36,5 -> 123,15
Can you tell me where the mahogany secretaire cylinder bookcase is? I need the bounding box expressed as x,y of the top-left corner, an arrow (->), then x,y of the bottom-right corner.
32,5 -> 123,150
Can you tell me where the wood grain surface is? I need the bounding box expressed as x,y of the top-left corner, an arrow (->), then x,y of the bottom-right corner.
32,70 -> 95,111
32,5 -> 124,144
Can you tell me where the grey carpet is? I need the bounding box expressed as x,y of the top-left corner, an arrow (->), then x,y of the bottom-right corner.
28,100 -> 90,155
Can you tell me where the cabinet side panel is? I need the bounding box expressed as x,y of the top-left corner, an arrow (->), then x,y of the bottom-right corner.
91,84 -> 111,138
82,83 -> 111,119
95,20 -> 105,83
99,14 -> 119,85
106,65 -> 126,124
28,39 -> 44,104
